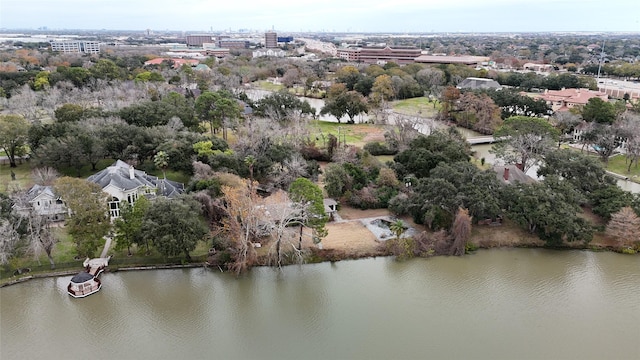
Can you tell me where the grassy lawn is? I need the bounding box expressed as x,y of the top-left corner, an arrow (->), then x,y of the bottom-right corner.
0,162 -> 33,193
562,147 -> 640,184
391,97 -> 441,117
606,154 -> 640,181
256,80 -> 284,92
309,120 -> 387,147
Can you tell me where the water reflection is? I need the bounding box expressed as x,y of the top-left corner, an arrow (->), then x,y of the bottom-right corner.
3,250 -> 638,360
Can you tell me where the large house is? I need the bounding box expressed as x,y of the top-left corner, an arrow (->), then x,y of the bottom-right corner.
87,160 -> 184,218
534,88 -> 608,112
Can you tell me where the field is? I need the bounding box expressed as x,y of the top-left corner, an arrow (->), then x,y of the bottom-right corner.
391,97 -> 441,117
308,120 -> 386,147
256,80 -> 284,92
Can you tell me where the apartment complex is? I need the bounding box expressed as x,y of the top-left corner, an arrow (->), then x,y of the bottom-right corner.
337,46 -> 421,64
50,40 -> 101,54
265,31 -> 278,48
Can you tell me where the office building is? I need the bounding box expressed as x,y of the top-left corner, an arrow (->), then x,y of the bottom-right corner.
50,41 -> 101,54
337,46 -> 421,64
186,34 -> 215,47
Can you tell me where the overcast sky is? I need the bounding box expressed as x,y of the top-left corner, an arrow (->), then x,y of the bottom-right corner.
1,0 -> 639,33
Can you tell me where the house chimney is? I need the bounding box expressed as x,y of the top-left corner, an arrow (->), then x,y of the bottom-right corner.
129,166 -> 135,180
503,167 -> 510,181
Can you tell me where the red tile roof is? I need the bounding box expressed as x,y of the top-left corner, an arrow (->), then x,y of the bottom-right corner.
143,58 -> 200,68
539,88 -> 608,105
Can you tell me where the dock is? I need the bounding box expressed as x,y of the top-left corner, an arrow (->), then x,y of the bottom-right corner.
67,256 -> 111,298
83,256 -> 111,277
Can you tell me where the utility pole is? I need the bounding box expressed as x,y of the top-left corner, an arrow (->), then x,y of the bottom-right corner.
597,39 -> 606,81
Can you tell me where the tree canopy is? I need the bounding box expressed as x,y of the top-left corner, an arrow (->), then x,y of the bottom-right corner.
491,116 -> 559,173
0,114 -> 30,167
53,177 -> 111,258
141,196 -> 207,260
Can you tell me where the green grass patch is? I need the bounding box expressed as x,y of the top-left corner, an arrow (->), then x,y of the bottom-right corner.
0,162 -> 33,193
391,97 -> 441,117
309,120 -> 386,147
470,157 -> 491,170
256,80 -> 284,92
375,155 -> 395,164
51,226 -> 79,263
606,154 -> 640,182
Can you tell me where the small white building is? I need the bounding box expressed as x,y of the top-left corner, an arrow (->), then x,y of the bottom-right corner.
252,49 -> 286,58
21,185 -> 67,222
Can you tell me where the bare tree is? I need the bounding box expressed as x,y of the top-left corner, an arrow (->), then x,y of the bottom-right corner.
606,206 -> 640,248
415,67 -> 445,98
385,114 -> 423,151
264,191 -> 309,268
31,167 -> 60,186
0,218 -> 19,265
11,192 -> 58,268
220,179 -> 261,274
270,154 -> 309,189
617,113 -> 640,173
450,207 -> 472,256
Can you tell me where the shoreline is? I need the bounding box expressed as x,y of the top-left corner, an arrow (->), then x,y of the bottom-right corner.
1,242 -> 631,288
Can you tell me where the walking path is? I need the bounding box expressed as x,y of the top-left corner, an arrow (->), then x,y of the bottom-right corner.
100,236 -> 112,258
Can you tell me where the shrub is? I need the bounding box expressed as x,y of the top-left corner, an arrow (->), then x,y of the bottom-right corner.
363,141 -> 397,156
348,186 -> 380,209
375,186 -> 398,208
388,193 -> 410,216
465,242 -> 479,253
300,143 -> 330,161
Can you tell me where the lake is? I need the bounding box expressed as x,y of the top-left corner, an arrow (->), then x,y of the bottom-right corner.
1,249 -> 638,359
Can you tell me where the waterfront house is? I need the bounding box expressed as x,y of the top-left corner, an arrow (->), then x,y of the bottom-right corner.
87,160 -> 184,218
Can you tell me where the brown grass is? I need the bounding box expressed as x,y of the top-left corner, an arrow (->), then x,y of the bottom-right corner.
337,207 -> 390,220
469,219 -> 544,248
322,221 -> 380,256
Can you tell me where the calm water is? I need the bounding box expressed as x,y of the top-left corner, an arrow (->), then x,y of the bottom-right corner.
1,249 -> 638,360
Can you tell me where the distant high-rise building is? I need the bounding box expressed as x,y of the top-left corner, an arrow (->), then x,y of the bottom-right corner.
265,31 -> 277,48
50,41 -> 100,54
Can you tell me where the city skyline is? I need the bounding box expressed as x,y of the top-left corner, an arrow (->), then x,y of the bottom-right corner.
1,0 -> 639,33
